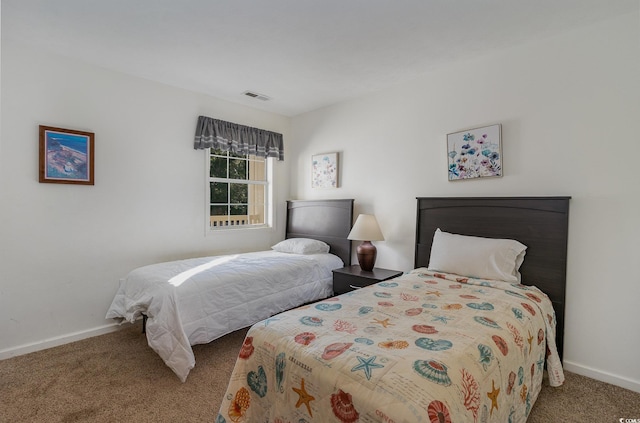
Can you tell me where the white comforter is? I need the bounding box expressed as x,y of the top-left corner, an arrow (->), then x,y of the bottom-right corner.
106,251 -> 343,382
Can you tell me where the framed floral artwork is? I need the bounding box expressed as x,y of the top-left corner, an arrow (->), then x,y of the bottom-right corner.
311,152 -> 338,188
447,124 -> 502,181
39,125 -> 95,185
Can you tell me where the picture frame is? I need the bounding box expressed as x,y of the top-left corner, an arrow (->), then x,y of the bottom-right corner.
39,125 -> 95,185
311,152 -> 339,188
447,123 -> 502,181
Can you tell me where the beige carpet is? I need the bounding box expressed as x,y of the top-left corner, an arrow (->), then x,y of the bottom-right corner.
1,323 -> 638,422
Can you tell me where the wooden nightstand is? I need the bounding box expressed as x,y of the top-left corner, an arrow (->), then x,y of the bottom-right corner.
332,265 -> 403,295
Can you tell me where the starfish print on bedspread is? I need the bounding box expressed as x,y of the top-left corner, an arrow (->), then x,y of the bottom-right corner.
351,355 -> 384,380
487,379 -> 500,416
292,378 -> 315,416
371,318 -> 394,328
432,315 -> 454,324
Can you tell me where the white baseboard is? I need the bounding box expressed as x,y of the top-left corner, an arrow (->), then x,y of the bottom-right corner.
563,360 -> 640,394
0,323 -> 123,361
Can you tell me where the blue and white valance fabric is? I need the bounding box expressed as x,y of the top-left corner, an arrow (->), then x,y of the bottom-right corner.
193,116 -> 284,161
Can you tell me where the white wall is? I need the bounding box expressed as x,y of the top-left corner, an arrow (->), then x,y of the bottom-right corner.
0,40 -> 291,356
290,12 -> 640,392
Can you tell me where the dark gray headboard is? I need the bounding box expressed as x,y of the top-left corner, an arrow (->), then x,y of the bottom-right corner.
415,197 -> 570,359
286,199 -> 354,266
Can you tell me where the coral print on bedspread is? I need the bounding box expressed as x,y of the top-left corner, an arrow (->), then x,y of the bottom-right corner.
217,269 -> 564,422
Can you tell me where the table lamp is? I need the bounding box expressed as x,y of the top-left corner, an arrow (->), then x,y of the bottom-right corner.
347,214 -> 385,271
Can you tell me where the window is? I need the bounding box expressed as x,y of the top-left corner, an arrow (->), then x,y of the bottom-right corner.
208,148 -> 269,229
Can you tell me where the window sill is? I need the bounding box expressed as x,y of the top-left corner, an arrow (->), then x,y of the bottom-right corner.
206,224 -> 274,235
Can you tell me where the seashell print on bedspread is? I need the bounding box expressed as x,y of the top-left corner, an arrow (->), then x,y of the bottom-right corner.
217,268 -> 564,422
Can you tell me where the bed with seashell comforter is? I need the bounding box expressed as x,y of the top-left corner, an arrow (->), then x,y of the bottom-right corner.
217,197 -> 570,422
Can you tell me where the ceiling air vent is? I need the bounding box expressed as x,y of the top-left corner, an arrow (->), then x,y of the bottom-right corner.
243,91 -> 271,101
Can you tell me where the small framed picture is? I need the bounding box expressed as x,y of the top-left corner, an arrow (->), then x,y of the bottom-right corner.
311,152 -> 339,188
447,124 -> 502,181
39,125 -> 95,185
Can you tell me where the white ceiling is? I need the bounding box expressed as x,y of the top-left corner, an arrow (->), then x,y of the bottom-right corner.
2,0 -> 637,116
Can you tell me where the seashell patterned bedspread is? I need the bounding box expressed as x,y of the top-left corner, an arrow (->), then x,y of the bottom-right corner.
217,268 -> 564,423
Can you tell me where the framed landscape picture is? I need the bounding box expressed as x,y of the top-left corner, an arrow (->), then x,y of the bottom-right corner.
39,125 -> 95,185
447,123 -> 502,181
311,152 -> 339,188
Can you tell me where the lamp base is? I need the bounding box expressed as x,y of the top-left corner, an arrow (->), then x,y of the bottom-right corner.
356,241 -> 377,271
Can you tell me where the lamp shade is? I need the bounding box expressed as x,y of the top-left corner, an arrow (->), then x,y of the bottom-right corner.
347,214 -> 384,241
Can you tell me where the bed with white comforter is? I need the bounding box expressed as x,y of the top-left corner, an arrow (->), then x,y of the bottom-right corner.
106,250 -> 343,382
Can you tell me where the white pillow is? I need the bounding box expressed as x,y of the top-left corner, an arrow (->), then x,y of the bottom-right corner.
271,238 -> 330,254
428,229 -> 527,282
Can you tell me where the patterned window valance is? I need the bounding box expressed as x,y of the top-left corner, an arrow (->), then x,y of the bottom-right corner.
193,116 -> 284,161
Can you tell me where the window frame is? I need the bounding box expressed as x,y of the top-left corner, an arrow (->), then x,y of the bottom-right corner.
205,148 -> 273,233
